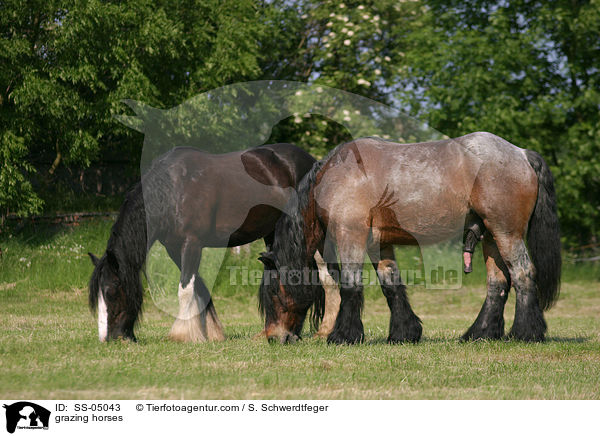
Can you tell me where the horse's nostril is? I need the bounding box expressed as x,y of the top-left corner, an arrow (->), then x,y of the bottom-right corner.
284,333 -> 299,344
266,333 -> 298,344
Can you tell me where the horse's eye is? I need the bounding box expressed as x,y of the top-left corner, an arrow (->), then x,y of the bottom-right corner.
104,284 -> 118,298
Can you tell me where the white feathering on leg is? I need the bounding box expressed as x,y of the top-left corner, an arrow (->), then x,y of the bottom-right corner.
169,276 -> 208,342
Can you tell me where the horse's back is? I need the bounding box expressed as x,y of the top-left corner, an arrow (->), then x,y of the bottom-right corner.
314,133 -> 537,244
144,144 -> 315,247
150,143 -> 313,183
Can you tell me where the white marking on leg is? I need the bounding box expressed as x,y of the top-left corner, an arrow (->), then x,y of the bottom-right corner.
177,276 -> 200,320
314,251 -> 340,338
170,275 -> 207,342
98,291 -> 108,342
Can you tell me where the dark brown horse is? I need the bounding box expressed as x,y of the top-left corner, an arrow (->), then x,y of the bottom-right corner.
259,132 -> 561,344
88,143 -> 317,342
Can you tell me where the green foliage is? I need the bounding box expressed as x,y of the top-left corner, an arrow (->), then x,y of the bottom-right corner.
0,0 -> 267,221
266,0 -> 421,156
396,0 -> 600,244
0,132 -> 43,218
0,0 -> 598,243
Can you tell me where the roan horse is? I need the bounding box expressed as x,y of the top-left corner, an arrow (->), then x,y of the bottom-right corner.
88,143 -> 317,342
258,132 -> 561,344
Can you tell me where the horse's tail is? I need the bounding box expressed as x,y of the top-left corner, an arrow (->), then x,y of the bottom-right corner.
525,150 -> 561,310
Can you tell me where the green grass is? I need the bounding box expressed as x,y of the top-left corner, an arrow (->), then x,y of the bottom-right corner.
1,220 -> 599,399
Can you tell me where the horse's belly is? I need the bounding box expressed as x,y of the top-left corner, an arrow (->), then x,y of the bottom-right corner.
371,191 -> 468,245
371,226 -> 419,245
226,205 -> 282,246
201,187 -> 292,246
395,209 -> 467,244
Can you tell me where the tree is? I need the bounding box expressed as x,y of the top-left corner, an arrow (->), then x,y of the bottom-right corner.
0,0 -> 61,218
0,0 -> 267,220
395,0 -> 600,244
262,0 -> 421,157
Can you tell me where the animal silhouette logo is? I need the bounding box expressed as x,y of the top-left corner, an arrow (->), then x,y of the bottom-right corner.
3,402 -> 50,434
115,80 -> 447,318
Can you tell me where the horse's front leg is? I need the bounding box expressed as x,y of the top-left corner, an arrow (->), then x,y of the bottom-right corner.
370,246 -> 422,343
327,233 -> 366,345
169,238 -> 224,342
313,250 -> 341,338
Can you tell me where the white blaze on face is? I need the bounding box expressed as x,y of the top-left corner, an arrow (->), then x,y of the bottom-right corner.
98,291 -> 108,342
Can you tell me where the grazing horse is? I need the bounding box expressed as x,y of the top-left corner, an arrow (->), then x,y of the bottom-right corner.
258,132 -> 561,344
88,143 -> 316,342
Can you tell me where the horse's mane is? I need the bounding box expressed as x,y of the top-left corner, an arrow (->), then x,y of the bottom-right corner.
88,154 -> 175,321
259,145 -> 345,330
88,183 -> 146,319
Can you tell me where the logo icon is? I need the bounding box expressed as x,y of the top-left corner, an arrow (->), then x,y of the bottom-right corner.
3,402 -> 50,434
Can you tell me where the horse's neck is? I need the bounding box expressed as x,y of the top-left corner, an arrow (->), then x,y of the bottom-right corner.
110,189 -> 148,269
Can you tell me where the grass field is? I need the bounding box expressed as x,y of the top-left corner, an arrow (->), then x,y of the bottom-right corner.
1,219 -> 599,399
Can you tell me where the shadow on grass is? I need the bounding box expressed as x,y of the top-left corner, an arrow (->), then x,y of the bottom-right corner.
1,222 -> 64,247
363,335 -> 592,345
1,219 -> 113,248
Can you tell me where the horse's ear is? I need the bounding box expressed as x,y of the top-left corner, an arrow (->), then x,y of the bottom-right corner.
258,251 -> 276,269
106,250 -> 119,272
88,252 -> 100,266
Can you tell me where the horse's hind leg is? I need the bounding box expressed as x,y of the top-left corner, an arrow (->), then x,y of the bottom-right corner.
462,232 -> 510,341
369,246 -> 422,343
193,276 -> 225,341
169,239 -> 225,342
494,235 -> 546,341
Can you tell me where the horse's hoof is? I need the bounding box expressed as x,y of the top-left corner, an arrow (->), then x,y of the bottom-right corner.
388,315 -> 422,344
506,329 -> 546,342
460,325 -> 503,342
507,312 -> 547,342
388,327 -> 422,344
327,329 -> 364,345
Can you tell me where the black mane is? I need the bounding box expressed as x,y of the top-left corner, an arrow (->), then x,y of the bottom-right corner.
88,183 -> 146,321
88,154 -> 176,322
259,148 -> 343,331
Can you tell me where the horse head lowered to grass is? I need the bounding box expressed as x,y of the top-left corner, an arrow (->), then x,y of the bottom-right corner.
88,143 -> 318,342
258,132 -> 561,344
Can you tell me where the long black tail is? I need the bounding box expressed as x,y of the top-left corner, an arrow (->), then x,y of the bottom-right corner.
525,150 -> 561,310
